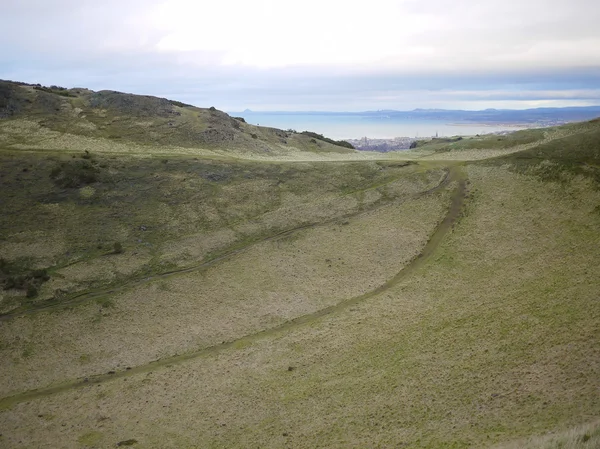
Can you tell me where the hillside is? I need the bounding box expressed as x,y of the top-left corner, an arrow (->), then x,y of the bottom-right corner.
0,80 -> 355,158
0,82 -> 599,449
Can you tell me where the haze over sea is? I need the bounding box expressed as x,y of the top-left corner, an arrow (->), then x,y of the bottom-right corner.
234,112 -> 528,140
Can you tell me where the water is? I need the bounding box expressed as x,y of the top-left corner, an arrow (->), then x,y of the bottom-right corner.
234,113 -> 527,140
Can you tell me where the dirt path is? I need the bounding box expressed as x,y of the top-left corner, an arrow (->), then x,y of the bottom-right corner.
0,165 -> 450,321
0,165 -> 467,410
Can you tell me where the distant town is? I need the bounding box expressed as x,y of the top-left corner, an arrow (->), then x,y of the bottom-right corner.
346,121 -> 572,152
346,136 -> 418,152
236,106 -> 600,152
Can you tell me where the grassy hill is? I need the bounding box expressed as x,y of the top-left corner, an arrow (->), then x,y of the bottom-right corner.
0,81 -> 599,448
0,80 -> 355,158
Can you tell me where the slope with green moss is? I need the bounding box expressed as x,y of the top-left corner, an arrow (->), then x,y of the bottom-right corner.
0,82 -> 599,448
401,121 -> 600,161
486,118 -> 600,184
0,80 -> 355,157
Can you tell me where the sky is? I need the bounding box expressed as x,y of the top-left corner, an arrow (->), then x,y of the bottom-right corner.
1,0 -> 600,111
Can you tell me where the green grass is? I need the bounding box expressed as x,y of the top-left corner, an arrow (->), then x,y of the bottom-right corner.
0,168 -> 453,397
1,158 -> 596,448
412,127 -> 548,153
0,149 -> 435,314
0,79 -> 356,156
486,119 -> 600,185
0,81 -> 599,448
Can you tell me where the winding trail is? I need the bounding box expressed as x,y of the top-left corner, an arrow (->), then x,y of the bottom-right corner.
0,165 -> 467,410
0,164 -> 449,321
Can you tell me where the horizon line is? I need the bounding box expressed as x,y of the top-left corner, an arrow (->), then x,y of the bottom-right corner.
229,105 -> 600,114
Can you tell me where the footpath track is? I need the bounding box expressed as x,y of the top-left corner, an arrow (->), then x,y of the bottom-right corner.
0,164 -> 451,321
0,165 -> 467,410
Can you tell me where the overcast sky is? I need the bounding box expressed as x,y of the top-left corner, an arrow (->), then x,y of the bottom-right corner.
2,0 -> 600,111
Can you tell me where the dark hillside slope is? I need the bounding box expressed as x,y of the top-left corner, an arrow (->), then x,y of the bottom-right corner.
0,80 -> 355,155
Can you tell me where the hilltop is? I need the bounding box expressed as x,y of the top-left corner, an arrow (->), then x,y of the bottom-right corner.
0,80 -> 355,158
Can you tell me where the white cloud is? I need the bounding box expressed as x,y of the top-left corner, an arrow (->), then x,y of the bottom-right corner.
4,0 -> 600,71
1,0 -> 599,110
145,0 -> 600,70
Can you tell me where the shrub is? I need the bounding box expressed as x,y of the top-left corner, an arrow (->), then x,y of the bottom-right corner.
32,269 -> 50,282
334,140 -> 354,149
0,261 -> 50,296
26,285 -> 38,298
169,99 -> 193,108
50,159 -> 100,188
113,242 -> 123,254
301,131 -> 354,149
33,85 -> 75,97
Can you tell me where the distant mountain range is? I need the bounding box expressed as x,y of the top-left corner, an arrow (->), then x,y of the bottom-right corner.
234,106 -> 600,125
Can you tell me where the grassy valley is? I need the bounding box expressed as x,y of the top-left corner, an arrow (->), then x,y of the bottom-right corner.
0,80 -> 598,448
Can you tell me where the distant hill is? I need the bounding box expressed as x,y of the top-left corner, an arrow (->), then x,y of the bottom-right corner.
232,106 -> 600,125
0,80 -> 355,155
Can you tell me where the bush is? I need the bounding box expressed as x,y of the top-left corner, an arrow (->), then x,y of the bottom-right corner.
4,275 -> 21,290
335,140 -> 354,149
169,99 -> 193,108
26,285 -> 38,298
50,159 -> 100,188
113,242 -> 123,254
0,261 -> 50,296
33,85 -> 75,97
301,131 -> 354,149
32,269 -> 50,281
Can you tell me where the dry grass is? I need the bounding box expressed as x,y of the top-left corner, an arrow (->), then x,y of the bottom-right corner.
492,421 -> 600,449
0,152 -> 431,314
1,99 -> 599,448
0,119 -> 380,162
0,160 -> 597,448
0,187 -> 452,395
402,127 -> 584,161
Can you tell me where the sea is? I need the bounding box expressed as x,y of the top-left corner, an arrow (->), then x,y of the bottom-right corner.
233,112 -> 527,140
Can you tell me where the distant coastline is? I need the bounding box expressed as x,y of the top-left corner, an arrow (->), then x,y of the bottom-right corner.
446,122 -> 541,128
232,107 -> 600,140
